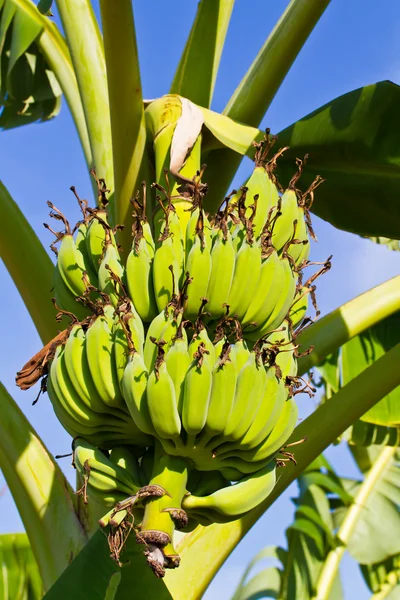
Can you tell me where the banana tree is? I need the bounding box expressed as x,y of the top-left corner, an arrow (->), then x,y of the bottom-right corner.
1,1 -> 400,599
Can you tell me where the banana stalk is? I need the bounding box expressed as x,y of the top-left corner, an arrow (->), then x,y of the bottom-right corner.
139,442 -> 190,576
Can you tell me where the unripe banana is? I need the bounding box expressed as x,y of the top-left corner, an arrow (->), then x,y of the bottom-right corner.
182,461 -> 276,517
98,240 -> 125,307
109,446 -> 142,487
230,338 -> 251,372
203,343 -> 237,437
86,306 -> 127,410
165,331 -> 191,415
220,353 -> 266,442
242,249 -> 282,328
121,351 -> 155,436
53,263 -> 90,320
231,397 -> 298,464
143,307 -> 182,372
126,221 -> 158,322
184,233 -> 212,321
206,228 -> 236,319
147,361 -> 181,441
57,233 -> 96,297
85,210 -> 115,272
271,189 -> 299,252
113,308 -> 145,391
188,327 -> 215,366
227,239 -> 262,320
182,345 -> 213,437
153,208 -> 184,311
73,438 -> 139,496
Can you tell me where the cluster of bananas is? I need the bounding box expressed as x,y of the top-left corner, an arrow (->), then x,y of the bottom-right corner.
16,140 -> 330,576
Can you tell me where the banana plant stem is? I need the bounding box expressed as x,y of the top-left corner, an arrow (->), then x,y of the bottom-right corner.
99,0 -> 148,243
297,275 -> 400,376
140,443 -> 190,574
169,343 -> 400,599
312,445 -> 397,600
55,0 -> 114,199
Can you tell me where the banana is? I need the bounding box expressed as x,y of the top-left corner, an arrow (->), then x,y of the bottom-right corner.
182,461 -> 276,517
206,228 -> 236,319
165,328 -> 191,415
53,263 -> 90,320
218,353 -> 266,442
237,165 -> 279,240
113,306 -> 145,390
75,221 -> 95,272
98,237 -> 125,307
184,214 -> 212,321
188,327 -> 215,366
147,360 -> 181,440
227,238 -> 262,320
85,209 -> 116,272
86,306 -> 127,410
241,249 -> 282,328
288,208 -> 310,266
229,397 -> 299,464
288,285 -> 309,329
182,344 -> 213,438
270,188 -> 299,252
143,306 -> 182,372
126,220 -> 158,322
73,438 -> 139,496
202,343 -> 237,437
230,338 -> 251,372
109,446 -> 142,486
153,206 -> 184,311
265,325 -> 298,378
121,350 -> 155,436
188,470 -> 231,497
245,256 -> 296,342
64,323 -> 122,415
235,374 -> 287,450
57,233 -> 96,297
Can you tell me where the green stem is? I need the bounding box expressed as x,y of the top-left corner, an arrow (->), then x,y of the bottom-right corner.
13,0 -> 92,172
55,0 -> 114,198
140,443 -> 189,573
297,275 -> 400,376
168,343 -> 400,599
312,446 -> 397,600
99,0 -> 148,244
224,0 -> 331,124
0,383 -> 87,591
204,0 -> 331,213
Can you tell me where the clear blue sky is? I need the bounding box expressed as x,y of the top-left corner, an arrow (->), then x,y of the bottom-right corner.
1,1 -> 399,598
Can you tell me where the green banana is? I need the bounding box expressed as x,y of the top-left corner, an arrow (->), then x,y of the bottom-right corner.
126,220 -> 158,322
57,233 -> 96,297
165,329 -> 191,415
98,237 -> 125,307
182,344 -> 213,437
184,214 -> 212,321
85,209 -> 116,272
245,256 -> 296,341
143,306 -> 182,372
270,188 -> 299,252
153,206 -> 184,311
121,350 -> 155,436
206,228 -> 236,319
109,446 -> 142,486
203,343 -> 237,438
227,238 -> 262,320
230,338 -> 251,372
147,361 -> 181,440
182,461 -> 276,517
53,263 -> 90,320
85,306 -> 127,410
242,249 -> 282,328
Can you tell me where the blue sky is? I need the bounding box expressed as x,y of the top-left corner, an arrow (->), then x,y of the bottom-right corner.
1,0 -> 400,598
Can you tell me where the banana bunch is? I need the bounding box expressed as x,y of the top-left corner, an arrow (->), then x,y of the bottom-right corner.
15,102 -> 332,577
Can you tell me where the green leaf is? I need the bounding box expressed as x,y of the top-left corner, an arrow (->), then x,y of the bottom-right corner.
0,0 -> 62,128
0,180 -> 60,343
0,382 -> 87,591
44,530 -> 173,600
99,0 -> 147,238
0,533 -> 43,599
365,236 -> 400,251
201,105 -> 264,157
276,81 -> 400,239
333,459 -> 400,565
342,313 -> 400,426
170,0 -> 235,108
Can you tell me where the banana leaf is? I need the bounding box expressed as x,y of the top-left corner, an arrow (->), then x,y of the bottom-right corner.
276,80 -> 400,239
0,0 -> 62,128
0,533 -> 43,600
